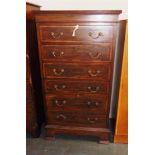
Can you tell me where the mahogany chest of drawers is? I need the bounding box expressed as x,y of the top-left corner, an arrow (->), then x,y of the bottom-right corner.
35,10 -> 122,143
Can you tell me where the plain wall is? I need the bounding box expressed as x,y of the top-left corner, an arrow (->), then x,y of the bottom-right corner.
27,0 -> 128,19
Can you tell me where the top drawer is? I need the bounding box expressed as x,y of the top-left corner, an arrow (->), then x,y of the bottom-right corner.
39,25 -> 113,43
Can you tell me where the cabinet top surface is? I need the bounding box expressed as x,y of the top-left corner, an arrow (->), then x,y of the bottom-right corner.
34,10 -> 122,22
34,10 -> 122,15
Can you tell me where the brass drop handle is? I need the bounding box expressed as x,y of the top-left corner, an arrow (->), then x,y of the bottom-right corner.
53,68 -> 64,75
88,32 -> 104,39
87,101 -> 99,106
56,114 -> 66,120
87,117 -> 98,124
95,102 -> 99,106
87,86 -> 100,93
51,32 -> 63,39
54,84 -> 66,91
87,101 -> 91,106
51,51 -> 64,57
88,70 -> 101,77
89,52 -> 101,59
54,100 -> 66,106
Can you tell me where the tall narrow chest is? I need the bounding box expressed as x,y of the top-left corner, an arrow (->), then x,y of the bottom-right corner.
35,10 -> 122,143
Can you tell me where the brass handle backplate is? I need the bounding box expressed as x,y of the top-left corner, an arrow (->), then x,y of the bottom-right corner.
56,114 -> 67,120
89,52 -> 101,59
87,117 -> 98,124
54,100 -> 66,106
88,32 -> 104,39
87,101 -> 99,106
53,68 -> 64,75
88,70 -> 101,77
54,84 -> 66,91
51,51 -> 64,57
51,32 -> 63,39
87,86 -> 100,93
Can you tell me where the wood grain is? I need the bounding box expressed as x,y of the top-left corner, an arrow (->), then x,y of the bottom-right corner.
44,79 -> 110,95
40,44 -> 112,62
45,94 -> 109,114
114,22 -> 128,144
34,10 -> 122,23
47,112 -> 107,128
43,62 -> 111,80
39,25 -> 113,42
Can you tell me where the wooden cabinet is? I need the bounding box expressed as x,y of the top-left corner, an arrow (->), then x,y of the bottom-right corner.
35,10 -> 122,143
26,2 -> 44,137
114,22 -> 128,143
26,53 -> 39,137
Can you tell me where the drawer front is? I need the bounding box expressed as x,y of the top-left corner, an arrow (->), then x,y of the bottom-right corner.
44,79 -> 109,94
41,44 -> 112,62
47,112 -> 107,128
43,63 -> 111,80
45,94 -> 109,114
39,25 -> 113,42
